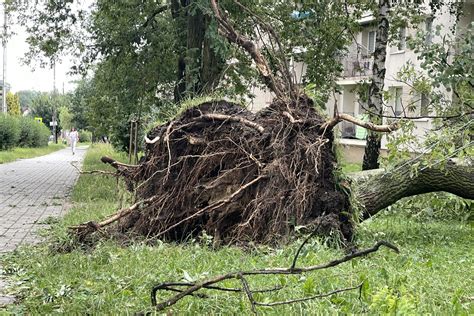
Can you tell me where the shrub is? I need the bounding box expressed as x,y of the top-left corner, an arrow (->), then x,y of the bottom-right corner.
79,130 -> 92,143
0,114 -> 20,150
31,121 -> 51,147
16,117 -> 50,148
18,117 -> 36,147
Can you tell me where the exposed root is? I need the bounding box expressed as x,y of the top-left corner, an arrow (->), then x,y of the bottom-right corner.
197,113 -> 265,133
69,195 -> 160,241
321,113 -> 399,132
70,98 -> 354,245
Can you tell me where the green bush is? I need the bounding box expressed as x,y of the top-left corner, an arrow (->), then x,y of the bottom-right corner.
32,121 -> 51,147
79,130 -> 92,143
18,117 -> 35,147
0,114 -> 20,150
18,117 -> 50,148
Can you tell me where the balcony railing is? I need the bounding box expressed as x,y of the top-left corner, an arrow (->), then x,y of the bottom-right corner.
341,55 -> 373,78
340,112 -> 355,138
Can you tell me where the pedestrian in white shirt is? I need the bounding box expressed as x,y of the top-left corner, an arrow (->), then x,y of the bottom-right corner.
70,128 -> 79,155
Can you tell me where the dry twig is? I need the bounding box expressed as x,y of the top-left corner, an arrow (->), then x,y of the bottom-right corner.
69,195 -> 160,234
70,162 -> 118,177
146,240 -> 399,313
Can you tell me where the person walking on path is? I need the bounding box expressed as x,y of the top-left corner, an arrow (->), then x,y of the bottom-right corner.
70,128 -> 79,155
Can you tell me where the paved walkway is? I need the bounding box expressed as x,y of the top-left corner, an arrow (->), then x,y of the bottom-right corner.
0,146 -> 87,305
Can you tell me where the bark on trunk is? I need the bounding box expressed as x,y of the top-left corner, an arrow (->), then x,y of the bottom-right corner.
354,162 -> 474,218
172,0 -> 225,102
362,0 -> 390,170
201,15 -> 223,94
171,0 -> 187,102
186,5 -> 205,94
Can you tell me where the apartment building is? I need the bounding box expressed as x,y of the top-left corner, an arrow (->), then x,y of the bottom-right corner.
248,1 -> 473,163
327,1 -> 473,162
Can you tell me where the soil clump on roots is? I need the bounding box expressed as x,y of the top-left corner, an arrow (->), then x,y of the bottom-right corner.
76,97 -> 354,246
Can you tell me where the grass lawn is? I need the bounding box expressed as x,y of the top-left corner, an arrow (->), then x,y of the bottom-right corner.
0,143 -> 66,164
1,144 -> 472,314
341,162 -> 362,173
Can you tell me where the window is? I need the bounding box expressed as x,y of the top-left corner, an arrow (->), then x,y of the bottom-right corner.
425,18 -> 433,45
394,87 -> 403,116
368,31 -> 376,54
420,93 -> 430,116
397,27 -> 406,51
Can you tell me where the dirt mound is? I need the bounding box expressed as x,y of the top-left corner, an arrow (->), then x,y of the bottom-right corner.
76,97 -> 353,246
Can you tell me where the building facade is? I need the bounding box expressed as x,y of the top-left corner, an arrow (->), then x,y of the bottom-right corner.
326,1 -> 473,162
248,1 -> 473,163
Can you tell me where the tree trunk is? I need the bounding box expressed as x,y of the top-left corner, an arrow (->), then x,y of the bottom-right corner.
200,15 -> 223,94
354,162 -> 474,218
362,0 -> 390,170
171,0 -> 187,102
172,0 -> 224,102
186,4 -> 205,94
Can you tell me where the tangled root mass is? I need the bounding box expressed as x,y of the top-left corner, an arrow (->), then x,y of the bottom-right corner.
110,97 -> 353,245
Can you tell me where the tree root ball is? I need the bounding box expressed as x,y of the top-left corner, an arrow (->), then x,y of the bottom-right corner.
110,97 -> 353,245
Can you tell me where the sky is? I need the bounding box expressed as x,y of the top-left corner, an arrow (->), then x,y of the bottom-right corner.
1,6 -> 80,94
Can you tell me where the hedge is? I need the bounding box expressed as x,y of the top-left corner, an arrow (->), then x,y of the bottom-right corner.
0,114 -> 51,150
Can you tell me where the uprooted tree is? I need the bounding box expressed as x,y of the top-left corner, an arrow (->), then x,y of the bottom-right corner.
70,0 -> 474,248
47,1 -> 474,312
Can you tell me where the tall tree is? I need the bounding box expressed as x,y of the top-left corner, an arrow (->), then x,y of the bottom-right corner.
6,92 -> 21,116
171,0 -> 224,101
10,1 -> 371,149
17,90 -> 40,111
59,106 -> 73,131
362,0 -> 390,170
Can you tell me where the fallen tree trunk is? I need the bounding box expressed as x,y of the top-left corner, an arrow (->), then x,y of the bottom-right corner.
353,162 -> 474,218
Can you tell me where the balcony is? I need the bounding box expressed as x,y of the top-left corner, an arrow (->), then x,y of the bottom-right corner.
340,112 -> 355,138
341,55 -> 373,79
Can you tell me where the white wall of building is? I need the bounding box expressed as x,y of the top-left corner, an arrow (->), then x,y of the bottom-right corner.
247,1 -> 472,158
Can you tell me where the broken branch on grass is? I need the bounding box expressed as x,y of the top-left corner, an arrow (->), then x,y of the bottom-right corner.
290,221 -> 322,271
254,283 -> 363,307
70,162 -> 118,177
69,195 -> 160,234
151,282 -> 283,305
148,240 -> 399,312
321,113 -> 399,133
197,113 -> 265,133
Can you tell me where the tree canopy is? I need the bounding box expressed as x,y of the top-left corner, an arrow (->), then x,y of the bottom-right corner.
6,91 -> 21,116
9,0 -> 373,149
